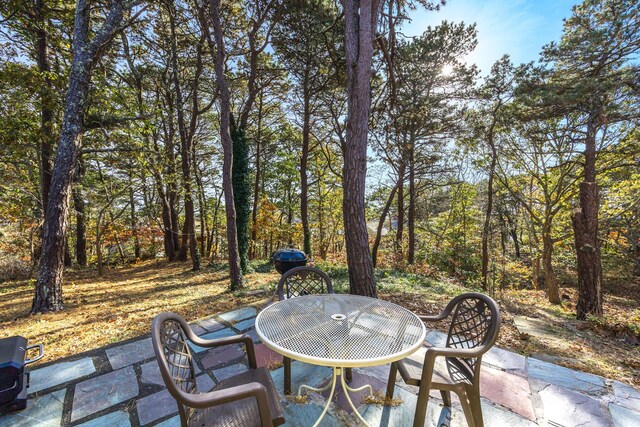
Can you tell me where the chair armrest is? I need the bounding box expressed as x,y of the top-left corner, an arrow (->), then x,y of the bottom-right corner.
418,302 -> 457,322
419,346 -> 487,384
187,333 -> 257,368
175,382 -> 272,426
189,334 -> 258,369
188,332 -> 250,349
418,313 -> 448,322
426,346 -> 489,359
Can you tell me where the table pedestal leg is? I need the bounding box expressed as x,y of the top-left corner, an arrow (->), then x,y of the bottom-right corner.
298,367 -> 374,427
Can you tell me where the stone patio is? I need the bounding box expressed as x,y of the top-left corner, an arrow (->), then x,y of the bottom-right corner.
2,301 -> 639,427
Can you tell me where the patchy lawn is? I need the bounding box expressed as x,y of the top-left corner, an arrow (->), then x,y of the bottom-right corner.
1,260 -> 638,389
0,260 -> 279,364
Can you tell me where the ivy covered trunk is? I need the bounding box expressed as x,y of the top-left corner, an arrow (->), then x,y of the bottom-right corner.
231,117 -> 251,273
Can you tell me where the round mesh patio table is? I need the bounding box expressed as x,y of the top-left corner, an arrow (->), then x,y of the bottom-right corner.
255,294 -> 426,426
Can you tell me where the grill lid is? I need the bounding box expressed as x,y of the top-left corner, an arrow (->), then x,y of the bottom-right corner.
0,336 -> 27,371
273,248 -> 307,262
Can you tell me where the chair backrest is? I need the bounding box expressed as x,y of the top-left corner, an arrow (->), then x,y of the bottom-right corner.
151,312 -> 198,421
277,266 -> 333,300
444,293 -> 500,381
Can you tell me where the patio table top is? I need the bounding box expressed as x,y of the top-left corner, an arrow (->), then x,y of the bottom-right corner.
255,294 -> 426,368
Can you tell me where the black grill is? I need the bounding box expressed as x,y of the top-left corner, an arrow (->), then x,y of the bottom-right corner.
0,336 -> 44,413
272,248 -> 307,274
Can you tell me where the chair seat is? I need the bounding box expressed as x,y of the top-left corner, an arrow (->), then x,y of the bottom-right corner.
396,346 -> 474,388
188,367 -> 285,427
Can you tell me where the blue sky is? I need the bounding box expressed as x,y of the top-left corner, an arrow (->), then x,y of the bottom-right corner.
404,0 -> 576,74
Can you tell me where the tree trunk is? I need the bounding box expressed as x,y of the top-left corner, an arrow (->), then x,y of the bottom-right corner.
542,231 -> 560,303
35,0 -> 54,225
395,159 -> 405,252
210,0 -> 243,288
96,211 -> 103,277
231,117 -> 250,272
168,187 -> 180,255
372,181 -> 399,267
72,183 -> 87,267
511,227 -> 521,259
342,0 -> 378,297
129,172 -> 140,259
301,80 -> 312,257
193,151 -> 209,259
532,255 -> 541,290
573,182 -> 603,318
169,7 -> 199,270
573,117 -> 603,319
407,143 -> 416,265
482,133 -> 498,291
64,237 -> 72,267
251,93 -> 263,259
32,0 -> 129,313
34,54 -> 90,310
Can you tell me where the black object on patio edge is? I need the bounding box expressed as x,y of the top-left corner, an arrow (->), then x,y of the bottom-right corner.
272,248 -> 307,274
0,336 -> 44,414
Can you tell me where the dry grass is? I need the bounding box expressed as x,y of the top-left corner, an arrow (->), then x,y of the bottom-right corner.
361,390 -> 403,406
0,260 -> 279,365
1,260 -> 638,390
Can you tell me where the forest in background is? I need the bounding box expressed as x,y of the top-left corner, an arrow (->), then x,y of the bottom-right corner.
0,0 -> 639,322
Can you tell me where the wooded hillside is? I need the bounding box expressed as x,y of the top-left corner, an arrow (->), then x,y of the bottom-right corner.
0,0 -> 638,323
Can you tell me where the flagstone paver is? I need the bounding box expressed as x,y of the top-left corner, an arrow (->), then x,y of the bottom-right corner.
612,380 -> 640,413
459,399 -> 538,427
200,344 -> 244,369
196,373 -> 216,392
514,316 -> 561,340
357,385 -> 443,427
29,357 -> 96,394
528,357 -> 607,396
245,329 -> 261,343
424,330 -> 447,347
219,307 -> 256,323
188,329 -> 236,353
253,343 -> 283,368
483,346 -> 527,372
269,363 -> 333,395
137,374 -> 214,425
324,371 -> 387,413
197,317 -> 225,333
154,415 -> 180,427
139,361 -> 165,387
0,389 -> 65,427
71,366 -> 138,422
105,338 -> 154,370
76,410 -> 131,427
609,403 -> 640,427
140,360 -> 201,387
281,401 -> 343,426
539,383 -> 611,427
188,323 -> 207,336
211,363 -> 248,382
480,365 -> 536,420
232,317 -> 256,332
136,389 -> 177,426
